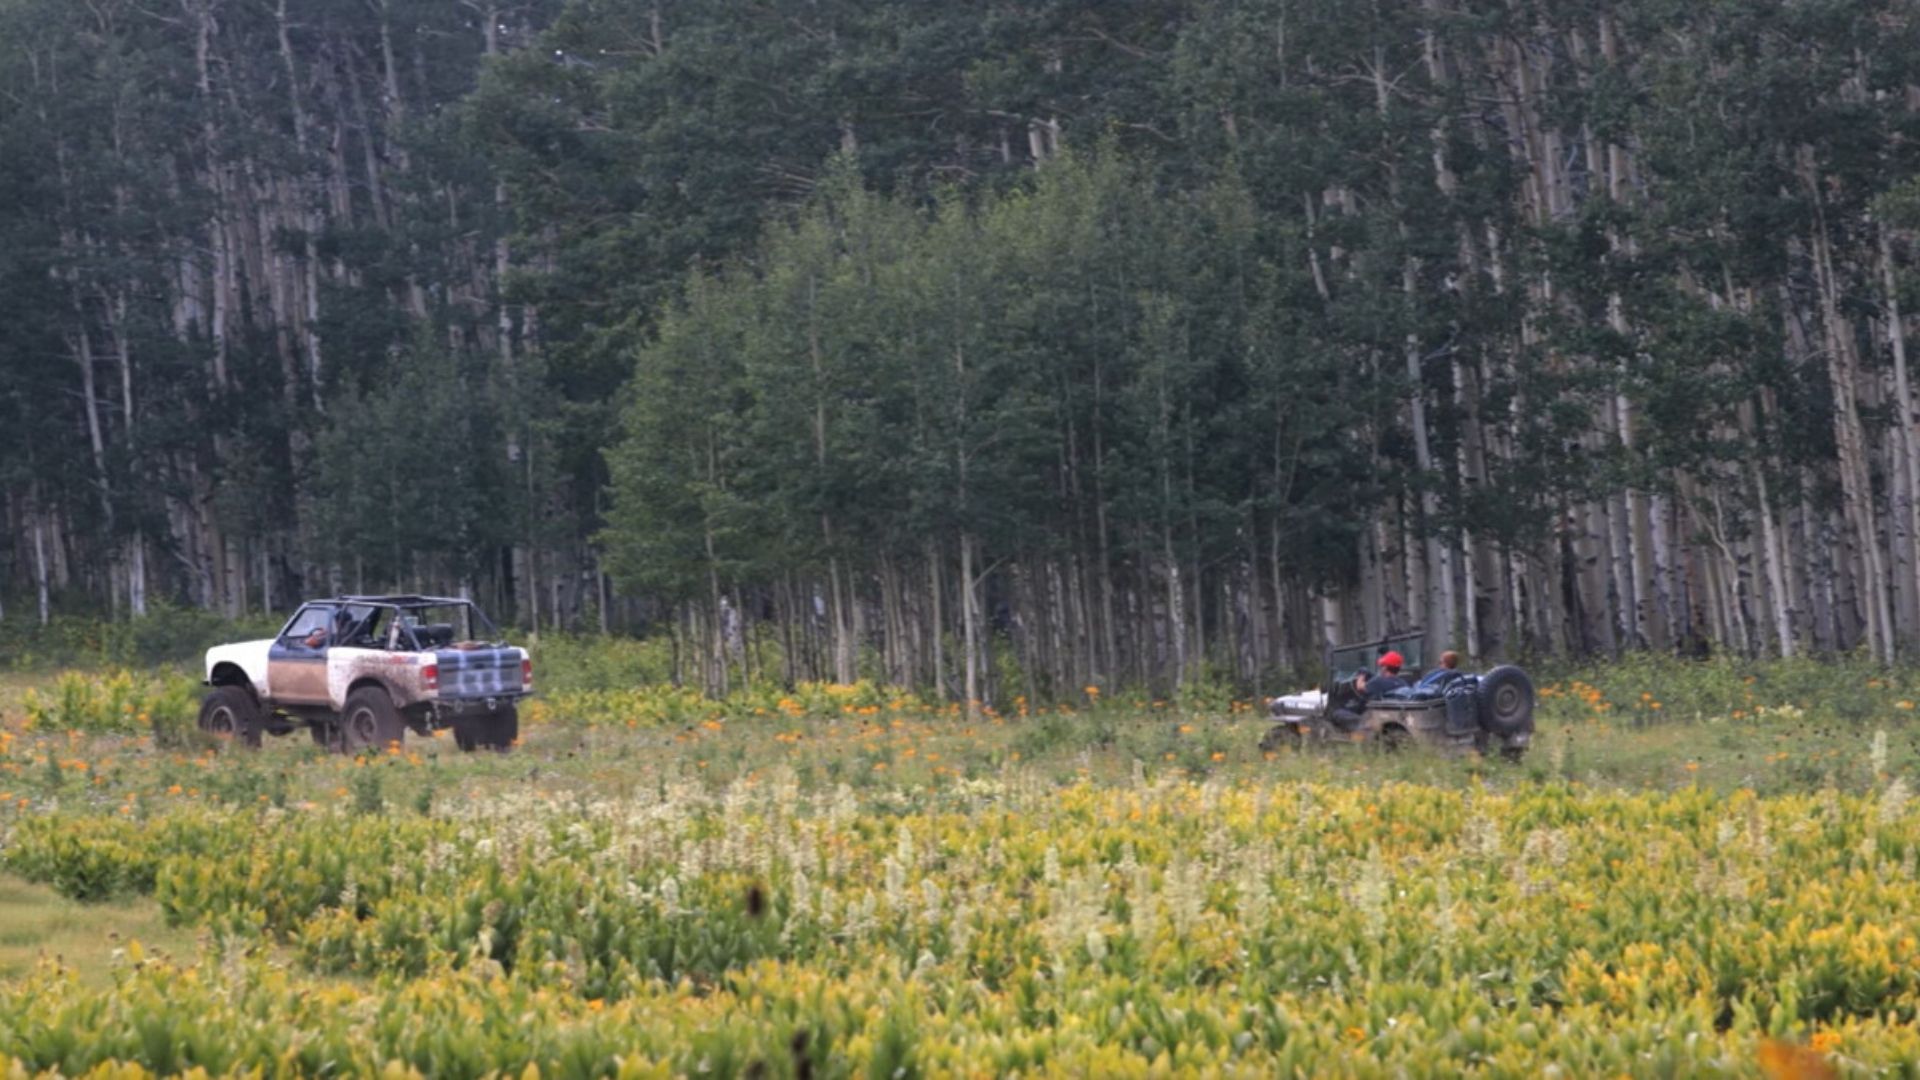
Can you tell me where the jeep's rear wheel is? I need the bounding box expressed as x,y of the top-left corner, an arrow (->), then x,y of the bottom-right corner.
198,686 -> 262,749
1474,729 -> 1529,763
341,687 -> 405,753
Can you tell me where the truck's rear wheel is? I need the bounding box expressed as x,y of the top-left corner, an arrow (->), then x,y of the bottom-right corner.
198,686 -> 262,749
341,687 -> 405,753
453,706 -> 518,752
488,706 -> 519,750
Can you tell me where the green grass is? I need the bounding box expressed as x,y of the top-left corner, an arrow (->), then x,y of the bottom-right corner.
0,654 -> 1913,917
2,654 -> 1919,1074
0,671 -> 50,720
0,874 -> 199,987
0,690 -> 1914,822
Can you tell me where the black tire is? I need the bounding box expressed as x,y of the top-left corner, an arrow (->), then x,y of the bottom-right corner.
198,686 -> 262,749
452,705 -> 518,753
487,706 -> 519,751
1259,722 -> 1302,753
340,687 -> 405,753
1477,665 -> 1535,737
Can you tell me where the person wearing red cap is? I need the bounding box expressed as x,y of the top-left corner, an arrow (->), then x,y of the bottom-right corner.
1355,650 -> 1409,701
1328,649 -> 1412,730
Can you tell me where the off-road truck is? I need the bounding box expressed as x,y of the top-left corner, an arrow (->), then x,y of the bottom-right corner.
200,595 -> 531,753
1260,631 -> 1535,758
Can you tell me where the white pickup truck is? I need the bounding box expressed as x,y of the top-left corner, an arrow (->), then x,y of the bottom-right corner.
201,595 -> 531,753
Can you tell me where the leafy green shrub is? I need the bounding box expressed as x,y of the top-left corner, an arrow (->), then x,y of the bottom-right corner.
0,604 -> 280,672
351,765 -> 387,815
3,817 -> 164,901
1012,710 -> 1078,760
529,634 -> 678,694
19,670 -> 197,738
1546,651 -> 1916,728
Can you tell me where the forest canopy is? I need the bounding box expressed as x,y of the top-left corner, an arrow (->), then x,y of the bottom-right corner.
2,0 -> 1919,699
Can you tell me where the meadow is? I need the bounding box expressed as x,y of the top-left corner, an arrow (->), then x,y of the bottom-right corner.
0,649 -> 1917,1077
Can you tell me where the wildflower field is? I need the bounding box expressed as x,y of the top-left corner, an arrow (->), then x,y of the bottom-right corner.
2,656 -> 1920,1077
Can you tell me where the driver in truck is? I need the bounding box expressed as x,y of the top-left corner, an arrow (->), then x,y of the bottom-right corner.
301,607 -> 356,650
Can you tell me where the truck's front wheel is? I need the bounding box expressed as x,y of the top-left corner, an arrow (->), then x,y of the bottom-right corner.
341,687 -> 405,753
198,686 -> 262,749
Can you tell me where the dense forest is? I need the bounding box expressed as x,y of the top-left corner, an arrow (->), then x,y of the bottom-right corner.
3,0 -> 1920,699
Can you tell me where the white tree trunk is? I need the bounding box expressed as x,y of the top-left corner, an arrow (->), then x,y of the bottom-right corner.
32,503 -> 51,626
1805,190 -> 1894,661
1878,227 -> 1920,648
961,534 -> 980,714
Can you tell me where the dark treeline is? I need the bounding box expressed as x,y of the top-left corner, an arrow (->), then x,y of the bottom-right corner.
4,1 -> 1920,699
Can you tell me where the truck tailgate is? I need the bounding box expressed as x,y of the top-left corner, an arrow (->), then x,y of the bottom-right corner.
434,647 -> 523,698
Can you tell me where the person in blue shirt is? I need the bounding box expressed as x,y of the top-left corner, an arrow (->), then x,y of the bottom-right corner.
1355,650 -> 1409,700
1414,650 -> 1462,691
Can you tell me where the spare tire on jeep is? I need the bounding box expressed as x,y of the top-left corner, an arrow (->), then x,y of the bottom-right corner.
1477,665 -> 1535,738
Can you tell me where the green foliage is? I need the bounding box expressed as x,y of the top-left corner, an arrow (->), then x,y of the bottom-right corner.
599,148 -> 1365,689
349,765 -> 386,817
313,333 -> 519,586
528,634 -> 678,694
16,745 -> 1920,1073
3,817 -> 170,902
1011,710 -> 1079,761
5,0 -> 1920,706
17,670 -> 197,739
1546,652 -> 1917,730
1,606 -> 280,673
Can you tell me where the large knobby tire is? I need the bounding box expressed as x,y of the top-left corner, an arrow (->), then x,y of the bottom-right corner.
340,687 -> 406,754
488,706 -> 519,751
1477,665 -> 1536,738
198,686 -> 262,749
1258,722 -> 1302,754
453,706 -> 518,753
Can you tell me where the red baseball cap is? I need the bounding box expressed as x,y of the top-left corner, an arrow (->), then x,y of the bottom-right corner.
1379,651 -> 1404,671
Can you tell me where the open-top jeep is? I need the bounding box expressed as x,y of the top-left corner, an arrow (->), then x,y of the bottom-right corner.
200,595 -> 531,753
1260,631 -> 1535,758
